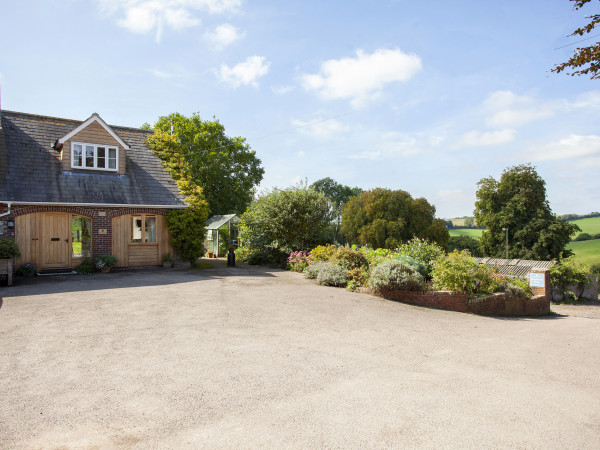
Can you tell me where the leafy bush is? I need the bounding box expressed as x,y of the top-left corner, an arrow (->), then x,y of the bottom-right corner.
75,260 -> 95,274
235,246 -> 253,262
315,262 -> 348,287
310,244 -> 337,262
369,260 -> 426,292
590,263 -> 600,278
16,262 -> 37,277
504,283 -> 528,299
346,267 -> 369,291
431,250 -> 493,295
304,262 -> 327,279
506,276 -> 533,297
550,257 -> 592,301
329,246 -> 368,270
246,248 -> 289,268
395,238 -> 444,278
95,255 -> 117,270
574,232 -> 593,241
287,250 -> 313,272
0,238 -> 20,259
358,246 -> 394,267
392,254 -> 428,279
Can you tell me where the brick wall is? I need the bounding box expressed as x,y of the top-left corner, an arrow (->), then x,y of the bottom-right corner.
375,289 -> 550,316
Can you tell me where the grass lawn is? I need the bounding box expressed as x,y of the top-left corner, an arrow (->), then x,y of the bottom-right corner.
567,239 -> 600,266
568,217 -> 600,236
448,228 -> 484,239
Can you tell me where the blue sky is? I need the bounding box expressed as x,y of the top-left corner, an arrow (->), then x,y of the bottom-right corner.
1,0 -> 598,217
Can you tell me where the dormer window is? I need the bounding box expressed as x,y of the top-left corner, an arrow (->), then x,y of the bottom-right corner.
71,142 -> 118,171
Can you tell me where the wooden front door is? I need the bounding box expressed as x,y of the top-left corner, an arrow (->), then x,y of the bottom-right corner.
42,214 -> 70,269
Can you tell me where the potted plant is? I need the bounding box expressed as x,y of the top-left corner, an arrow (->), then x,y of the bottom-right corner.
0,238 -> 20,286
95,255 -> 117,273
162,252 -> 173,269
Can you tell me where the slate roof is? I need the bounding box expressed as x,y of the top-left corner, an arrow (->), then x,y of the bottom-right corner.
474,257 -> 555,277
0,110 -> 187,207
205,214 -> 240,230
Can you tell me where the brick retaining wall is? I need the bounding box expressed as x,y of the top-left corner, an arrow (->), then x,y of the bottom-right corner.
375,289 -> 550,316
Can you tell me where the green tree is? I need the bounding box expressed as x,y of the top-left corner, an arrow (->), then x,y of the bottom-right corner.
474,164 -> 580,260
310,177 -> 363,219
239,185 -> 334,252
552,0 -> 600,79
164,179 -> 210,263
340,188 -> 449,249
310,177 -> 363,243
447,236 -> 483,257
148,113 -> 264,215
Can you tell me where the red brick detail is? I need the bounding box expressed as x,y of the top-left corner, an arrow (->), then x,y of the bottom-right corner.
1,203 -> 170,258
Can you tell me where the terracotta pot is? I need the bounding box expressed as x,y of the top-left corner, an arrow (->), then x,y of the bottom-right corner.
101,268 -> 110,273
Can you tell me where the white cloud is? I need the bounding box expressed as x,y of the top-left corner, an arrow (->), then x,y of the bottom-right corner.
296,151 -> 306,157
455,129 -> 516,148
205,23 -> 243,50
98,0 -> 241,42
566,91 -> 600,110
149,67 -> 189,78
291,117 -> 349,139
216,56 -> 271,88
525,134 -> 600,165
272,85 -> 294,95
300,48 -> 422,108
483,90 -> 554,128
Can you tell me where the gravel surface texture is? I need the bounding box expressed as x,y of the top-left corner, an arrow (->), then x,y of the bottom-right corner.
1,259 -> 600,449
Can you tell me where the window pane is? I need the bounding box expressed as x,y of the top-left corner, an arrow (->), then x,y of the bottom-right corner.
97,147 -> 106,168
145,216 -> 156,243
72,144 -> 82,167
72,216 -> 91,257
85,145 -> 95,167
108,148 -> 117,169
131,216 -> 143,242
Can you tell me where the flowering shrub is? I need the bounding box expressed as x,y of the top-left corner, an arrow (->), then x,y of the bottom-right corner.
315,262 -> 348,287
310,244 -> 337,262
431,250 -> 493,296
369,260 -> 426,292
329,246 -> 368,270
95,255 -> 117,270
395,238 -> 444,278
16,262 -> 37,277
359,246 -> 394,267
287,250 -> 313,272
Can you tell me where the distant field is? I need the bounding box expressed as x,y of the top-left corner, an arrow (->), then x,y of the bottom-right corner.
567,239 -> 600,266
448,228 -> 484,239
568,217 -> 600,235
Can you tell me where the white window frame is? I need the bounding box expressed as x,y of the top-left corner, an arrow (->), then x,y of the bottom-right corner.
71,141 -> 119,172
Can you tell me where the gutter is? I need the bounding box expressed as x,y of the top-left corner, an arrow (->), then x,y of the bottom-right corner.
0,201 -> 188,209
0,202 -> 11,217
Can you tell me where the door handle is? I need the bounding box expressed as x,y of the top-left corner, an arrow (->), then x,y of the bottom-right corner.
64,239 -> 69,243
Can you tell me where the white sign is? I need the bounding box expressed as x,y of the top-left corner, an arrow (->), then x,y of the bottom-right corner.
529,272 -> 545,288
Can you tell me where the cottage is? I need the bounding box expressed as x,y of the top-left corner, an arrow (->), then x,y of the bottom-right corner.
0,110 -> 187,271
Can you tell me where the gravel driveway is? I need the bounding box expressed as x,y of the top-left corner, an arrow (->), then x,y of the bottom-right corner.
1,260 -> 600,449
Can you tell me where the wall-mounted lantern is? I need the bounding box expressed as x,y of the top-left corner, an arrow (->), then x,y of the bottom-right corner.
7,218 -> 14,229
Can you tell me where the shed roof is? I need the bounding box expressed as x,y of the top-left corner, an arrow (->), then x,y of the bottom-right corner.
205,214 -> 240,230
474,257 -> 555,277
0,111 -> 186,207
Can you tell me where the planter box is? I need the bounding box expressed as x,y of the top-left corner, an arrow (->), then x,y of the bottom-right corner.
0,259 -> 14,286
